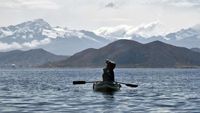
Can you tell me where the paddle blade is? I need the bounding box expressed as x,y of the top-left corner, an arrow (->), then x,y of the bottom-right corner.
125,84 -> 138,87
73,81 -> 86,85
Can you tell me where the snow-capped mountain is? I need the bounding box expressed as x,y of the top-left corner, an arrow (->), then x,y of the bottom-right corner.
163,26 -> 200,48
94,21 -> 165,40
0,19 -> 200,55
0,19 -> 51,42
0,19 -> 110,55
95,24 -> 200,48
135,26 -> 200,48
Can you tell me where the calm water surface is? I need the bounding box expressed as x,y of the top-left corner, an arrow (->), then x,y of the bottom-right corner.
0,68 -> 200,113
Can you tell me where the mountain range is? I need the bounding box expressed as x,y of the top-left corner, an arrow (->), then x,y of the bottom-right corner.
0,19 -> 109,55
45,40 -> 200,68
0,19 -> 200,55
0,49 -> 67,68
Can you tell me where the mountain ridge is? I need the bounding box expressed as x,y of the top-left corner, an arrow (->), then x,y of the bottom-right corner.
46,39 -> 200,68
0,48 -> 67,68
0,19 -> 110,55
0,19 -> 200,55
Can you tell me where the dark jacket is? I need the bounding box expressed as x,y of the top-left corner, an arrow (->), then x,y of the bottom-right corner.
102,68 -> 114,82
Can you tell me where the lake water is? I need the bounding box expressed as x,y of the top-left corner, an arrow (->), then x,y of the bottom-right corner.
0,68 -> 200,113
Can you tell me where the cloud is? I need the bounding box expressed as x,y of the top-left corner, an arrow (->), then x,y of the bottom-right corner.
0,0 -> 60,10
0,38 -> 51,51
94,25 -> 131,39
126,21 -> 162,37
0,42 -> 22,51
94,21 -> 164,39
105,2 -> 115,8
22,38 -> 51,48
167,0 -> 200,8
139,0 -> 200,9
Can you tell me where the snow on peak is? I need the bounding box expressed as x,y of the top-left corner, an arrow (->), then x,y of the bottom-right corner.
0,19 -> 52,38
0,29 -> 14,37
21,19 -> 50,28
193,24 -> 200,31
166,27 -> 200,40
94,25 -> 131,39
94,21 -> 165,40
42,26 -> 101,43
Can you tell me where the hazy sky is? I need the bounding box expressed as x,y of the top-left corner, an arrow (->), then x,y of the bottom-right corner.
0,0 -> 200,33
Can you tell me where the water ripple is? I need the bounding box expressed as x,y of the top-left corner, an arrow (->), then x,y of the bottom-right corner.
0,68 -> 200,112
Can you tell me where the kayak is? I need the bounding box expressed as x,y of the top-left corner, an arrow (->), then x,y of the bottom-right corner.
93,81 -> 121,92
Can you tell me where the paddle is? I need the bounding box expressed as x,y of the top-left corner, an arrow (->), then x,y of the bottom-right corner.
115,81 -> 138,87
73,81 -> 138,88
73,81 -> 95,84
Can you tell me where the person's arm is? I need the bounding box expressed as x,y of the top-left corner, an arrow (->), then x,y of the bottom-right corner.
102,68 -> 108,81
110,70 -> 114,82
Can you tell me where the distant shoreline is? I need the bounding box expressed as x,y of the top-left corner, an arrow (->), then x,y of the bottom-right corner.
1,67 -> 200,70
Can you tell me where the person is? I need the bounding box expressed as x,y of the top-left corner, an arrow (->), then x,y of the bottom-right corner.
102,59 -> 116,82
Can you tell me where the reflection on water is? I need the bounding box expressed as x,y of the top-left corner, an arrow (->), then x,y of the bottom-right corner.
96,91 -> 116,100
0,68 -> 200,112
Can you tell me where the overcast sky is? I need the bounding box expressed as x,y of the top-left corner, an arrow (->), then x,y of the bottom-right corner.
0,0 -> 200,33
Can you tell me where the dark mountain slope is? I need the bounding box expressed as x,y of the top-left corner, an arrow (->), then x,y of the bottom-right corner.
0,49 -> 67,68
49,40 -> 200,68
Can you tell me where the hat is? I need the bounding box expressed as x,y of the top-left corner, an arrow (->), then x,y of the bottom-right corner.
105,59 -> 115,64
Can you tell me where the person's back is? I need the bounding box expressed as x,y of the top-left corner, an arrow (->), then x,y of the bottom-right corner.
102,68 -> 114,82
102,60 -> 116,82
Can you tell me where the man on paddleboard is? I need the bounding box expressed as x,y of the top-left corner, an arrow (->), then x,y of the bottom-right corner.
102,59 -> 116,82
